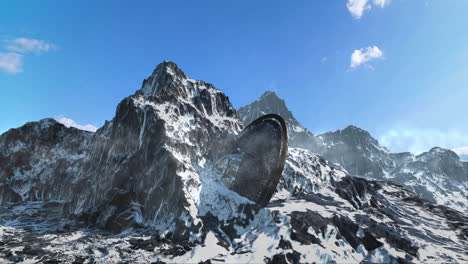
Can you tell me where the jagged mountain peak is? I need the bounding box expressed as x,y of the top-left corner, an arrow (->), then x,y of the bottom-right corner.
258,90 -> 281,101
255,91 -> 290,114
127,61 -> 239,128
151,60 -> 188,80
19,118 -> 60,131
414,147 -> 463,164
138,60 -> 190,98
38,118 -> 58,126
136,60 -> 228,112
239,91 -> 303,129
321,125 -> 389,152
331,125 -> 373,139
342,124 -> 366,132
238,90 -> 319,151
3,118 -> 80,138
426,146 -> 460,158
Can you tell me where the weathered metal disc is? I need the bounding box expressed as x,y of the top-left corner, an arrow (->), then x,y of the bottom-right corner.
219,114 -> 288,207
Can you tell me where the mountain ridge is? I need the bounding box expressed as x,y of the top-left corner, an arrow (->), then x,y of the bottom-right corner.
0,62 -> 467,263
238,90 -> 468,212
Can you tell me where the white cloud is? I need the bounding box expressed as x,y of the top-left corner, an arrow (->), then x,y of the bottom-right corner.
0,52 -> 23,74
350,46 -> 383,69
378,128 -> 468,155
6,38 -> 56,53
372,0 -> 391,8
321,57 -> 328,64
55,116 -> 98,132
347,0 -> 391,19
347,0 -> 371,19
0,37 -> 56,74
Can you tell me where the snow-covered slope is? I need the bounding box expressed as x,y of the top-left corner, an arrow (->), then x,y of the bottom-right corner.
0,62 -> 466,263
314,125 -> 395,178
238,91 -> 468,212
1,148 -> 466,263
391,147 -> 468,211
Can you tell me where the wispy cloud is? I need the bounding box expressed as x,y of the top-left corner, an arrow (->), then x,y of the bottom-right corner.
347,0 -> 371,19
0,52 -> 23,73
347,0 -> 391,19
0,37 -> 56,74
55,116 -> 98,132
378,128 -> 468,155
6,38 -> 56,53
372,0 -> 391,8
350,46 -> 383,69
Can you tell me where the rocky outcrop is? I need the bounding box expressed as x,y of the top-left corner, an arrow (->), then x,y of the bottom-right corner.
0,119 -> 92,204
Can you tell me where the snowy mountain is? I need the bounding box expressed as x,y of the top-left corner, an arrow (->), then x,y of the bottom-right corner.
0,62 -> 467,263
238,91 -> 319,151
238,92 -> 467,212
0,118 -> 93,204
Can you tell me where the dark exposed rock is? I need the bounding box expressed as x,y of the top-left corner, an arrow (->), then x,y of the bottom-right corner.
0,119 -> 92,204
268,251 -> 301,264
290,211 -> 326,245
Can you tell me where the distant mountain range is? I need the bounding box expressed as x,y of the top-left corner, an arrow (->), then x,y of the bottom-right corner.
0,61 -> 466,263
238,91 -> 468,212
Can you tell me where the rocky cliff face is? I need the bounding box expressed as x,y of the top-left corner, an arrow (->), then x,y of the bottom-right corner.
0,62 -> 466,263
0,119 -> 92,204
1,61 -> 244,235
238,91 -> 319,151
238,91 -> 468,212
71,61 -> 244,235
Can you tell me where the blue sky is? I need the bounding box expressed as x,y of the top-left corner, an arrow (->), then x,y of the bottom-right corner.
1,0 -> 467,157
